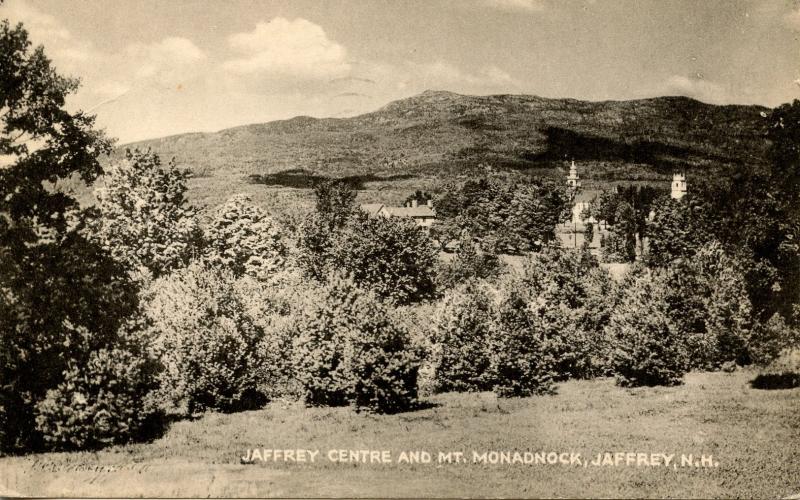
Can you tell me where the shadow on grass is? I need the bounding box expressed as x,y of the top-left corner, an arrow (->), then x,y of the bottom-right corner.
750,372 -> 800,390
247,168 -> 415,190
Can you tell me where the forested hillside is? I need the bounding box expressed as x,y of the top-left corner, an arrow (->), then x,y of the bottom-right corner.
126,90 -> 770,188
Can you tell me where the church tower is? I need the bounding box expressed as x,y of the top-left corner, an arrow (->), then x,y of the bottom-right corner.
671,173 -> 687,200
567,160 -> 581,190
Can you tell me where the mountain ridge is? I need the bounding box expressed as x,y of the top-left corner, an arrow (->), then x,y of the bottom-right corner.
117,90 -> 771,213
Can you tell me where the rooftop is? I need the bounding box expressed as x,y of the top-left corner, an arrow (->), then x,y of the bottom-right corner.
382,205 -> 436,218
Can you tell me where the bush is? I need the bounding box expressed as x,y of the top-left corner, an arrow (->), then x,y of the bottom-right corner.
204,194 -> 288,281
747,313 -> 800,366
34,335 -> 161,451
662,243 -> 754,369
436,237 -> 502,291
488,287 -> 557,397
334,213 -> 438,304
291,274 -> 420,413
0,231 -> 140,453
507,247 -> 616,379
144,263 -> 266,415
607,271 -> 689,387
430,282 -> 495,392
235,271 -> 306,399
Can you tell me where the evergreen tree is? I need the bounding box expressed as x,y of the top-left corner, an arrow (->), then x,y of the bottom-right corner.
93,149 -> 202,278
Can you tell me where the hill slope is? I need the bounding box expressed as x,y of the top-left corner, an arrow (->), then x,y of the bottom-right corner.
121,90 -> 771,213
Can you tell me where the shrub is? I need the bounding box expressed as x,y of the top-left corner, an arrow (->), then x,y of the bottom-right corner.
0,231 -> 140,453
33,333 -> 161,451
235,271 -> 306,399
747,313 -> 800,366
488,287 -> 557,397
508,247 -> 616,379
291,274 -> 420,413
662,243 -> 754,369
435,237 -> 502,291
430,282 -> 495,392
144,263 -> 266,414
204,194 -> 288,281
607,271 -> 689,387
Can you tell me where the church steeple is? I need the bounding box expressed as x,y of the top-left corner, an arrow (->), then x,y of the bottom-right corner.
671,172 -> 687,199
567,160 -> 581,189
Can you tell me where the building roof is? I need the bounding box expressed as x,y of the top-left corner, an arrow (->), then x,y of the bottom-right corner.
359,203 -> 384,216
381,205 -> 436,218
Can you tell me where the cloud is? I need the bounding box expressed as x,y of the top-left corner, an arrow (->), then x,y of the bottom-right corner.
123,37 -> 206,84
483,0 -> 544,13
2,0 -> 207,106
2,0 -> 95,70
661,75 -> 729,104
223,18 -> 350,80
1,3 -> 526,142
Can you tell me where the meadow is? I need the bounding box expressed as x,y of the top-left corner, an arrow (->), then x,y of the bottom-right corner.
1,368 -> 797,498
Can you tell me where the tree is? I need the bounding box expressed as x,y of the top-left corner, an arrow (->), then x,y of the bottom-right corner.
298,183 -> 438,304
431,282 -> 495,392
204,194 -> 288,281
602,201 -> 637,262
313,179 -> 357,229
332,212 -> 438,304
645,194 -> 710,267
433,175 -> 569,254
291,274 -> 420,413
607,270 -> 690,387
144,263 -> 267,414
93,148 -> 202,278
435,235 -> 502,290
0,20 -> 139,452
0,20 -> 111,243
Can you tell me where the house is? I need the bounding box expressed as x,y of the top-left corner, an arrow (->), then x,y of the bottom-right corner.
359,199 -> 436,227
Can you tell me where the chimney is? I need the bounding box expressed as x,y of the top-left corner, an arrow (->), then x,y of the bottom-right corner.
426,199 -> 433,208
412,199 -> 418,208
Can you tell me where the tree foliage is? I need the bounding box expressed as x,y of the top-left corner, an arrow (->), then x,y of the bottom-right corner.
607,270 -> 690,387
93,149 -> 202,278
291,274 -> 420,413
144,263 -> 267,415
433,175 -> 569,254
204,194 -> 288,281
298,183 -> 437,304
0,20 -> 139,453
431,282 -> 495,392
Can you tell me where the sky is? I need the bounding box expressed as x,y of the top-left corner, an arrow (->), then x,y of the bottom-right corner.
2,0 -> 799,143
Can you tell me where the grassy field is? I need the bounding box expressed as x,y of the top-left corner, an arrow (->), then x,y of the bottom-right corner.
1,368 -> 798,498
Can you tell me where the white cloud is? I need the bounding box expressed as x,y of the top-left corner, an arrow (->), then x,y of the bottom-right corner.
2,0 -> 207,107
223,18 -> 350,80
2,0 -> 95,71
1,3 -> 526,142
124,37 -> 207,83
484,0 -> 544,13
662,75 -> 729,104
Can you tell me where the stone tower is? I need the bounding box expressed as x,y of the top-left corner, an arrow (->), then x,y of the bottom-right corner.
567,160 -> 581,189
671,173 -> 687,200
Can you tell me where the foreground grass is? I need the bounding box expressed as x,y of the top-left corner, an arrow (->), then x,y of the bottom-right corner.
1,369 -> 798,498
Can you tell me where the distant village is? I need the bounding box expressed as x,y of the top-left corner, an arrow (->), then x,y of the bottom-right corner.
360,161 -> 687,258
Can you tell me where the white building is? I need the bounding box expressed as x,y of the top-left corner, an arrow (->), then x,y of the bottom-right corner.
360,199 -> 436,227
671,173 -> 687,200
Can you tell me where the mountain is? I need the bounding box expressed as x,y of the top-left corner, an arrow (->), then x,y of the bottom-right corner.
121,90 -> 771,214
